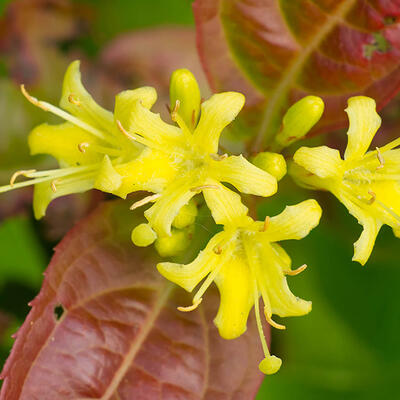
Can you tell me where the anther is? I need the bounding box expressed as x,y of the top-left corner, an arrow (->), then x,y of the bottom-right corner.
51,179 -> 59,193
116,120 -> 136,141
10,169 -> 37,186
177,298 -> 202,312
264,310 -> 286,330
171,100 -> 180,122
130,194 -> 161,210
68,94 -> 81,106
20,84 -> 49,111
376,147 -> 385,170
367,191 -> 376,205
191,109 -> 196,126
78,142 -> 89,152
260,216 -> 270,232
213,245 -> 222,255
284,264 -> 307,276
210,153 -> 228,161
190,184 -> 220,192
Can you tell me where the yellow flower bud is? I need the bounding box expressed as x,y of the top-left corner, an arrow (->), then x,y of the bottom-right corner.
274,96 -> 324,149
155,229 -> 190,257
131,223 -> 157,247
259,355 -> 282,375
169,69 -> 201,130
251,152 -> 287,181
172,200 -> 198,229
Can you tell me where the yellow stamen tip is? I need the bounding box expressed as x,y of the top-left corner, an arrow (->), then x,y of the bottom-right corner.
20,84 -> 49,111
367,190 -> 376,205
10,169 -> 37,186
177,298 -> 202,312
259,355 -> 282,375
78,142 -> 89,153
260,216 -> 270,232
284,264 -> 308,276
68,94 -> 81,106
51,179 -> 59,193
130,194 -> 161,210
264,310 -> 286,330
190,184 -> 220,192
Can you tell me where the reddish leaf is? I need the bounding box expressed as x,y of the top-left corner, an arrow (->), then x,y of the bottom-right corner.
0,201 -> 264,399
194,0 -> 400,149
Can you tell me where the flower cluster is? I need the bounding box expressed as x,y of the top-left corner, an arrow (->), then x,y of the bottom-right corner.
3,60 -> 396,376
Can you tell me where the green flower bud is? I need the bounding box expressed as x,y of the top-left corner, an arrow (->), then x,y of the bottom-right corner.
170,69 -> 201,130
155,229 -> 190,257
131,223 -> 157,247
172,200 -> 198,229
251,152 -> 287,181
274,96 -> 324,149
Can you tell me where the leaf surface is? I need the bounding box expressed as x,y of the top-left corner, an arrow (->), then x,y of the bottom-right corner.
194,0 -> 400,148
0,201 -> 264,399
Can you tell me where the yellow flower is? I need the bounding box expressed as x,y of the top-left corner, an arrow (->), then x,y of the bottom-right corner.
121,68 -> 278,238
157,199 -> 322,374
291,96 -> 400,265
0,60 -> 161,218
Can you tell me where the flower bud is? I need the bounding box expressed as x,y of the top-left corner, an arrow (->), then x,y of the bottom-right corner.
131,223 -> 157,247
274,96 -> 324,149
170,69 -> 201,130
155,229 -> 190,257
251,152 -> 287,181
172,200 -> 198,229
258,355 -> 282,375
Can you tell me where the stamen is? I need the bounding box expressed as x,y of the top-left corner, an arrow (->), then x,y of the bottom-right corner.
191,109 -> 196,127
170,100 -> 180,120
260,216 -> 270,232
51,179 -> 59,193
213,245 -> 222,255
367,190 -> 376,205
190,184 -> 220,192
10,169 -> 37,186
78,142 -> 89,152
264,309 -> 286,330
376,147 -> 384,170
21,85 -> 112,143
210,153 -> 228,161
116,120 -> 153,148
284,264 -> 307,276
177,298 -> 202,312
130,194 -> 161,210
171,100 -> 193,137
68,94 -> 81,106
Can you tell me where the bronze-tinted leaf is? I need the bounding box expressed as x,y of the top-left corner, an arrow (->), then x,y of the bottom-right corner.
194,0 -> 400,149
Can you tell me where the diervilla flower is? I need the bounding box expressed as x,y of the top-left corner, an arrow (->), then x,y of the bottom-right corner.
0,60 -> 158,218
121,68 -> 278,238
291,96 -> 400,265
157,198 -> 322,374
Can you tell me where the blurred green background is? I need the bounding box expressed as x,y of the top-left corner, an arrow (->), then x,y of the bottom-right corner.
0,1 -> 399,398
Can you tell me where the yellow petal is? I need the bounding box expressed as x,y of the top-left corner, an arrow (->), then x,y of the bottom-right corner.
93,155 -> 122,194
193,92 -> 245,153
28,122 -> 103,166
344,96 -> 381,160
33,174 -> 95,219
114,87 -> 157,132
258,243 -> 311,317
128,100 -> 183,147
339,194 -> 382,265
60,60 -> 114,133
202,180 -> 248,226
210,155 -> 277,197
145,176 -> 196,236
214,256 -> 254,339
157,231 -> 226,292
293,146 -> 343,179
288,161 -> 327,191
263,199 -> 322,242
114,148 -> 177,198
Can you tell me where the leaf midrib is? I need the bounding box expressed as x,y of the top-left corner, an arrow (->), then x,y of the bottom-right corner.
252,0 -> 357,151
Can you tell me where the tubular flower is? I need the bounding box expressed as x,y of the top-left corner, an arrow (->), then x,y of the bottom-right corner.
122,68 -> 278,238
0,60 -> 168,218
291,96 -> 400,265
157,198 -> 322,374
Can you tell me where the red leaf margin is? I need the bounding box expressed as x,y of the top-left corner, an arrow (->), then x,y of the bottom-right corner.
0,201 -> 265,400
194,0 -> 400,148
